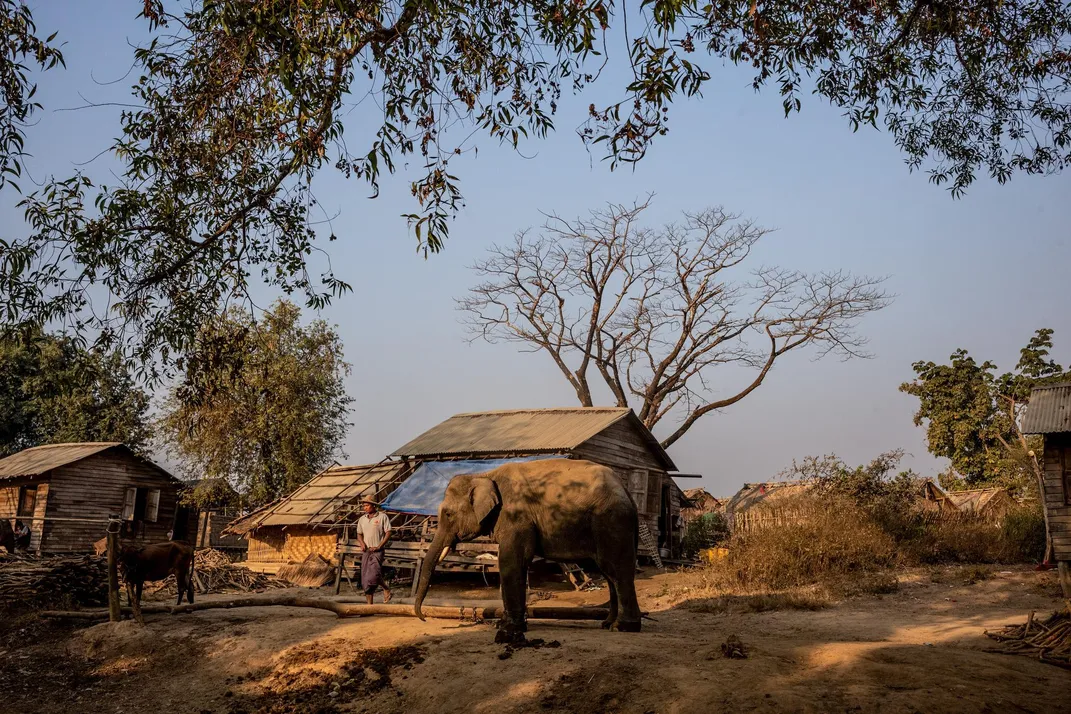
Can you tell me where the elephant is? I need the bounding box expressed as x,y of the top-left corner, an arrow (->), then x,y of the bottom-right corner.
413,458 -> 642,641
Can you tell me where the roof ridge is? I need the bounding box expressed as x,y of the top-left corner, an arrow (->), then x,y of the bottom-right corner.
24,441 -> 122,451
452,407 -> 631,417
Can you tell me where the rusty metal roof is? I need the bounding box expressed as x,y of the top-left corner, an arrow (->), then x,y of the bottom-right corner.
391,407 -> 676,470
0,442 -> 124,479
1022,383 -> 1071,434
224,461 -> 412,534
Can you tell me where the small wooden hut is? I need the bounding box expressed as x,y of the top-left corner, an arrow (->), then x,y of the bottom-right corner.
0,442 -> 195,553
387,407 -> 691,559
1022,383 -> 1071,595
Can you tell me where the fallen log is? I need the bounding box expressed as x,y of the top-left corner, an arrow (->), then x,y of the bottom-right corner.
40,596 -> 610,623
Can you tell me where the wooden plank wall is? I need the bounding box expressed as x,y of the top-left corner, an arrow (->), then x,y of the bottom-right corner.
42,451 -> 183,553
1043,433 -> 1071,561
573,418 -> 668,555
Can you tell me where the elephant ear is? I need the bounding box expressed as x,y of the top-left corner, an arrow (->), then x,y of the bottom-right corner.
470,478 -> 500,525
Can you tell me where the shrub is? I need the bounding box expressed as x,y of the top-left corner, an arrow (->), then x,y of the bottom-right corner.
681,512 -> 729,558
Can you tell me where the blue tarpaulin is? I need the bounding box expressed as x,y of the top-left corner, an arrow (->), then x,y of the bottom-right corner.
379,456 -> 560,516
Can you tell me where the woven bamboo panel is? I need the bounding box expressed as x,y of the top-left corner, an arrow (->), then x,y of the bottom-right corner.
283,527 -> 337,563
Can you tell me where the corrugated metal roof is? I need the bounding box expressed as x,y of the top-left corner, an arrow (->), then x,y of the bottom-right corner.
1022,383 -> 1071,434
224,461 -> 411,534
0,442 -> 124,479
391,407 -> 676,469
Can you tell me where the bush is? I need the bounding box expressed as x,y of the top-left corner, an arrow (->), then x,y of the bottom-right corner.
681,512 -> 729,558
703,495 -> 896,591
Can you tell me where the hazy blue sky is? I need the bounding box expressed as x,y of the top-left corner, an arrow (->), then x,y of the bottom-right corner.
7,2 -> 1071,496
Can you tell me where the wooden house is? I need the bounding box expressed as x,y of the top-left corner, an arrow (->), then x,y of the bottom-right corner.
223,461 -> 410,572
1022,383 -> 1071,595
0,442 -> 195,554
387,407 -> 692,559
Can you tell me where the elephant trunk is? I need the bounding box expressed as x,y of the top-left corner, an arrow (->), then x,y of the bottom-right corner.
413,528 -> 453,621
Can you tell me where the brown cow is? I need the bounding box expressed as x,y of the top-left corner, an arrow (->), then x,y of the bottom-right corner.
0,518 -> 14,554
119,540 -> 195,623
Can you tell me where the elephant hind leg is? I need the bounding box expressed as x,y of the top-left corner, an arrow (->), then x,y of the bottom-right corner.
597,558 -> 641,632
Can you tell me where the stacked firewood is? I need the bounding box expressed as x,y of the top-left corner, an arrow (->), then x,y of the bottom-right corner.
985,603 -> 1071,669
145,548 -> 285,596
0,554 -> 108,609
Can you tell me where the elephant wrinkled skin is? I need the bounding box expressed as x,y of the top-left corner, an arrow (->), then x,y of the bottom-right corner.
413,458 -> 642,640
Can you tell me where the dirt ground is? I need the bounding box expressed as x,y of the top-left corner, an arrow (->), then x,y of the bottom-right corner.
2,564 -> 1069,714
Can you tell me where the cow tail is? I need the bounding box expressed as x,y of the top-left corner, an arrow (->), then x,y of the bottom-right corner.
187,554 -> 196,603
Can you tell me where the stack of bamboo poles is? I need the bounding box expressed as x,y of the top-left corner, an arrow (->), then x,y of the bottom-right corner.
985,602 -> 1071,669
145,548 -> 286,596
0,554 -> 108,609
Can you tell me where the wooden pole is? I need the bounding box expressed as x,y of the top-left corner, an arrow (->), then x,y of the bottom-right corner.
334,527 -> 347,596
1059,561 -> 1071,598
106,514 -> 121,623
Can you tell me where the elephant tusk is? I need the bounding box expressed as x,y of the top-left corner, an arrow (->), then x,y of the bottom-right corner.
437,547 -> 451,564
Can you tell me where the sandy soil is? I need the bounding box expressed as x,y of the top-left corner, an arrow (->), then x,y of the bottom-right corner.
2,565 -> 1069,714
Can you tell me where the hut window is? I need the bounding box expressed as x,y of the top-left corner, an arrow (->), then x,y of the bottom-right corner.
146,489 -> 161,522
628,470 -> 648,511
122,487 -> 137,521
17,486 -> 37,518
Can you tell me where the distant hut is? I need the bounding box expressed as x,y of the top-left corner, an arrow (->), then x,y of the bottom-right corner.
1022,382 -> 1071,596
182,479 -> 246,555
681,488 -> 722,525
724,480 -> 813,532
0,443 -> 195,553
943,488 -> 1016,520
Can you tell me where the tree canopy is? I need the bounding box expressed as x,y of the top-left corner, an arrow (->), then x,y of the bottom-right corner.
157,300 -> 353,507
460,198 -> 890,447
0,329 -> 153,457
900,328 -> 1069,490
1,0 -> 1069,372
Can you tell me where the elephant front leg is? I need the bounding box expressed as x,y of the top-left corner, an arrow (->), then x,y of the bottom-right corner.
495,536 -> 533,644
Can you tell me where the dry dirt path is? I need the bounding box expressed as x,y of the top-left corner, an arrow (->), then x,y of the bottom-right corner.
2,565 -> 1068,713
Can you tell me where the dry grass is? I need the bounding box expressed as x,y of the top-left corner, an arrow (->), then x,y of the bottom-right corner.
710,495 -> 896,591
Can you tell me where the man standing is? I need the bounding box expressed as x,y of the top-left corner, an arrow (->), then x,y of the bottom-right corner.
356,498 -> 392,604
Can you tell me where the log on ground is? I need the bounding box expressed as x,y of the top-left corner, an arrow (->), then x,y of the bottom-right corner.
39,597 -> 610,622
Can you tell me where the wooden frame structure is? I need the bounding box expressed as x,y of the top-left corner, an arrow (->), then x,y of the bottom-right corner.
1023,383 -> 1071,596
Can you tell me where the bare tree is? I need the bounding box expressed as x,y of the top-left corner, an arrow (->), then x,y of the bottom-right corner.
458,198 -> 891,448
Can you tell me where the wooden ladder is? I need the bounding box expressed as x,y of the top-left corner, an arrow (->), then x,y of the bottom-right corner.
559,562 -> 591,590
638,520 -> 664,569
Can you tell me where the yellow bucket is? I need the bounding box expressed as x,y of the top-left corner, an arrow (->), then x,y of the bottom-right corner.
699,547 -> 729,564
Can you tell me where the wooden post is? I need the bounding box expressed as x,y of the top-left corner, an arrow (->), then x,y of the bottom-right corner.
1059,561 -> 1071,598
106,514 -> 121,623
334,526 -> 348,595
